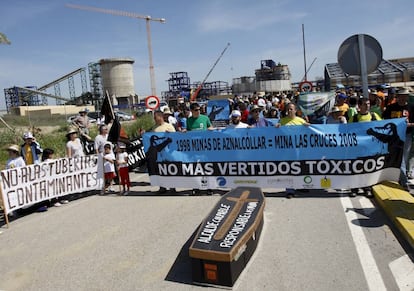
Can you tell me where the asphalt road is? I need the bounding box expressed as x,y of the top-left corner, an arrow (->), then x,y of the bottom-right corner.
0,172 -> 412,291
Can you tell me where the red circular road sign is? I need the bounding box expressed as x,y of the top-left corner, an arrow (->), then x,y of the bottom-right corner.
145,95 -> 160,110
299,81 -> 313,92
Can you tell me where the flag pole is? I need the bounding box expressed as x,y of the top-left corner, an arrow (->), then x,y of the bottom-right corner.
105,90 -> 115,122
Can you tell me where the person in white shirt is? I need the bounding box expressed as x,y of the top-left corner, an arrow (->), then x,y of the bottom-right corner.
6,144 -> 26,169
116,143 -> 130,195
227,110 -> 249,128
95,125 -> 109,155
103,143 -> 116,193
66,128 -> 85,158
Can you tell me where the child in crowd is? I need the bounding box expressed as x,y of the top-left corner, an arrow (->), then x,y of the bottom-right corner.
103,143 -> 116,194
5,144 -> 25,169
116,143 -> 131,195
42,148 -> 69,206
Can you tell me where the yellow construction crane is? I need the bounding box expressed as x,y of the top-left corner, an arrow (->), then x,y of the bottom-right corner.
66,3 -> 165,97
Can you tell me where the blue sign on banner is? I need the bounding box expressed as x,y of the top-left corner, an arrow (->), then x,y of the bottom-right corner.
143,118 -> 406,190
207,99 -> 230,128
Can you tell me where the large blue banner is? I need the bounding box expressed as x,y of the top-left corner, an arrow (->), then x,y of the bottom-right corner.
142,118 -> 406,190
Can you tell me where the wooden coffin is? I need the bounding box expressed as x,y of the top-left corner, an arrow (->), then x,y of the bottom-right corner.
189,186 -> 265,287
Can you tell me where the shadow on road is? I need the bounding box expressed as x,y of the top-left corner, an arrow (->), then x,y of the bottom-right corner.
164,226 -> 200,286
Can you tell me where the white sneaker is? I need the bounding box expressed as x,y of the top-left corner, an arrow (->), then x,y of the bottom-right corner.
54,202 -> 62,207
60,200 -> 69,204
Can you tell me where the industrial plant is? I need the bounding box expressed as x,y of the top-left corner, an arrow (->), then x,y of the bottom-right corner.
3,55 -> 414,116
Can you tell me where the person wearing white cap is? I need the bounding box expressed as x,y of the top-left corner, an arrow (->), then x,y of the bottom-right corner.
21,132 -> 43,165
228,110 -> 249,128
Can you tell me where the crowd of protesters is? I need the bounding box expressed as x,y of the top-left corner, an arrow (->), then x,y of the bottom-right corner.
156,86 -> 413,197
4,86 -> 413,204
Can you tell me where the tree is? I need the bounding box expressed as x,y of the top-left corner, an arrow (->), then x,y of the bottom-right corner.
0,32 -> 11,45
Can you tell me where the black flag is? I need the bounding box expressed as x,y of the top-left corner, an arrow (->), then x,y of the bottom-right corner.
100,94 -> 115,125
107,117 -> 121,143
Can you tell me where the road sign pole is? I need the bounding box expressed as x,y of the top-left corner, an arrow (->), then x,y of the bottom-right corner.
358,34 -> 369,98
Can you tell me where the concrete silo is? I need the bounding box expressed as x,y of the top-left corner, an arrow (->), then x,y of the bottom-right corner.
99,58 -> 137,107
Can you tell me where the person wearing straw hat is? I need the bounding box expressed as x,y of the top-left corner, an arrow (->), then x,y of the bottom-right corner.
5,144 -> 25,169
66,127 -> 85,158
247,105 -> 270,127
326,106 -> 347,124
163,107 -> 178,129
382,87 -> 414,188
72,108 -> 91,136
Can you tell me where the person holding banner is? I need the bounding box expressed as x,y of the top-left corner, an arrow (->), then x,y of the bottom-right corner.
6,144 -> 25,169
247,105 -> 270,127
382,87 -> 414,189
228,110 -> 249,128
348,97 -> 381,197
140,111 -> 176,194
42,148 -> 69,206
186,102 -> 214,131
326,107 -> 347,124
276,103 -> 309,198
186,102 -> 214,195
277,103 -> 309,126
5,145 -> 26,217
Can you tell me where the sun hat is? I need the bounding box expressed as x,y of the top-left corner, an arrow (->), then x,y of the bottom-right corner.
6,144 -> 20,153
163,107 -> 173,115
66,127 -> 78,136
250,105 -> 261,112
23,132 -> 34,140
79,108 -> 89,113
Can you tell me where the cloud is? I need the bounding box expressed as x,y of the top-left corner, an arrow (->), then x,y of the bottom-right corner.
196,1 -> 306,32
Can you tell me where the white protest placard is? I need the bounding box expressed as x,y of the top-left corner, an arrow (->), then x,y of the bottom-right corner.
0,155 -> 104,214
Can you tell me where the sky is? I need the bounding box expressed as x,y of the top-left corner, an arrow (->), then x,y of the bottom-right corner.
1,0 -> 414,109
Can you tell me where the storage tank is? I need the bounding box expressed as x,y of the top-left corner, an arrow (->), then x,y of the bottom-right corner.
99,58 -> 135,98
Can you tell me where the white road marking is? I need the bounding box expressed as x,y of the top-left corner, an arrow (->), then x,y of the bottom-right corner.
358,196 -> 376,216
389,254 -> 414,291
340,196 -> 387,291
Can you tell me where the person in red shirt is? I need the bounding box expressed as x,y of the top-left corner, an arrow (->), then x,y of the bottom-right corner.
238,101 -> 249,123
